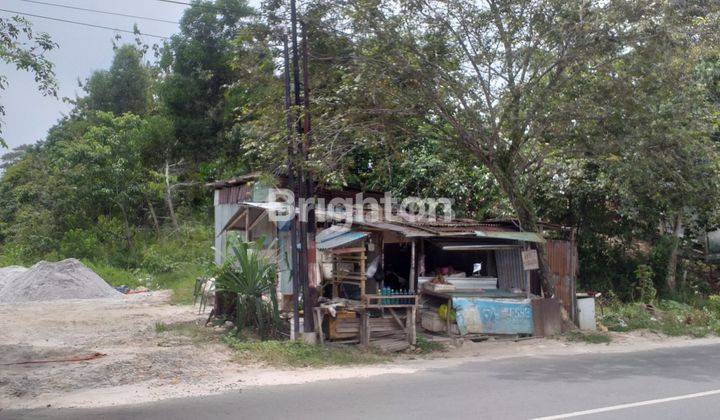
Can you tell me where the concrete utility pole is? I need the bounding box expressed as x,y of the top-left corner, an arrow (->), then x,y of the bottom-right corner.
289,0 -> 314,334
282,32 -> 301,336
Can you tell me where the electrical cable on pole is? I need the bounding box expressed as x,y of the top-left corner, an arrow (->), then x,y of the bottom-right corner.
0,8 -> 169,39
17,0 -> 180,24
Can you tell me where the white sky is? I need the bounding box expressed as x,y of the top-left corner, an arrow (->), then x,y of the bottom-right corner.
0,0 -> 188,156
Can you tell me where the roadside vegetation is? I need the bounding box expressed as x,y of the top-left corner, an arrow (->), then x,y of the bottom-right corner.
1,1 -> 720,337
566,331 -> 612,344
600,299 -> 720,338
223,336 -> 390,367
0,216 -> 212,304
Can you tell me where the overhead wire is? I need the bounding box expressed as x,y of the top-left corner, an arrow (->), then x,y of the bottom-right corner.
152,0 -> 192,6
17,0 -> 180,24
0,8 -> 170,39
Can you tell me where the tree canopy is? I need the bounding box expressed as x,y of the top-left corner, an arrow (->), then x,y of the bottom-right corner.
1,0 -> 720,300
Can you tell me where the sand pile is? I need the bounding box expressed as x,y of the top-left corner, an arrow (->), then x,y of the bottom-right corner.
0,266 -> 28,293
0,259 -> 121,303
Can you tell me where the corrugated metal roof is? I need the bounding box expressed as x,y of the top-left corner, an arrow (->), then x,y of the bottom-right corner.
316,231 -> 368,250
221,201 -> 546,244
475,230 -> 545,243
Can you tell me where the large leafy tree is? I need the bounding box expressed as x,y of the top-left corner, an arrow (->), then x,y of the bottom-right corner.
326,0 -> 720,295
78,45 -> 151,116
159,0 -> 256,165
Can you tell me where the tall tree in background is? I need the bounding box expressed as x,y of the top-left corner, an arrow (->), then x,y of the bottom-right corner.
79,45 -> 151,116
0,15 -> 57,146
159,0 -> 256,165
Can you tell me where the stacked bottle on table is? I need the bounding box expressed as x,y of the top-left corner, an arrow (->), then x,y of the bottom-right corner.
380,287 -> 413,305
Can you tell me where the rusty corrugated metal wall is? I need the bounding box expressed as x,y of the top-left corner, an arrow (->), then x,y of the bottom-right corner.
496,249 -> 524,290
545,239 -> 579,321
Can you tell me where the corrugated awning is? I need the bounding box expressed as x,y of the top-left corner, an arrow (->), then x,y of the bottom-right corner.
220,202 -> 295,235
475,230 -> 545,243
316,230 -> 369,250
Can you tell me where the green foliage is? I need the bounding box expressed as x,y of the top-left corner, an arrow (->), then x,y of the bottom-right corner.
214,237 -> 280,339
601,300 -> 720,338
60,229 -> 101,260
2,0 -> 720,319
79,45 -> 151,115
635,265 -> 657,304
154,321 -> 168,333
415,336 -> 445,353
83,261 -> 143,289
223,336 -> 389,367
566,331 -> 612,344
142,244 -> 182,274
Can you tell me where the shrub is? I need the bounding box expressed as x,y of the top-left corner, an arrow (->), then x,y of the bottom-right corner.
60,228 -> 101,260
214,237 -> 280,340
634,264 -> 657,304
142,244 -> 182,274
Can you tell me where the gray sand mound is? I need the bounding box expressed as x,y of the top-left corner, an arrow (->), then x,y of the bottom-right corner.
0,266 -> 27,293
0,259 -> 120,303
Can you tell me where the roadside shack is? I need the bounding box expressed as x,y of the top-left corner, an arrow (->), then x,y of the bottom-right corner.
210,175 -> 577,350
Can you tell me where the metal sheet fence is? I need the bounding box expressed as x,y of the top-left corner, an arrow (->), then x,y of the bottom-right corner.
545,239 -> 578,321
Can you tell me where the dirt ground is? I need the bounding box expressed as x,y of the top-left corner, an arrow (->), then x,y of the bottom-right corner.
2,292 -> 720,410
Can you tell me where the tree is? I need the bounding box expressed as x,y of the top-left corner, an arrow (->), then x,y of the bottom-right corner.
544,3 -> 720,294
159,0 -> 257,165
331,0 -> 643,294
57,113 -> 154,248
0,15 -> 57,146
79,45 -> 151,116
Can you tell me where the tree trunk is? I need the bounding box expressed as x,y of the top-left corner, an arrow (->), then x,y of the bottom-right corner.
665,212 -> 683,293
491,166 -> 555,297
164,161 -> 179,230
147,197 -> 161,238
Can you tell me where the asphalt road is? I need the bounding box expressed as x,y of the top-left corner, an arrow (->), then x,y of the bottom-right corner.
4,343 -> 720,420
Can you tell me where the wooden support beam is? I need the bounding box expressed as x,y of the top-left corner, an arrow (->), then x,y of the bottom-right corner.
409,239 -> 416,292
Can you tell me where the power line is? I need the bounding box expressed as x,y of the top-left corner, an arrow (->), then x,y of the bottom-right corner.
18,0 -> 180,25
152,0 -> 192,5
0,8 -> 170,39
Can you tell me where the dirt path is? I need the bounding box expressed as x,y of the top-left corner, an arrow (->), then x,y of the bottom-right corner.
2,293 -> 719,410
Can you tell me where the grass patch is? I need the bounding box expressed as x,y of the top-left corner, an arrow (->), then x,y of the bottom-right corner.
416,335 -> 446,353
157,321 -> 221,345
155,266 -> 205,305
600,300 -> 720,338
84,261 -> 143,289
566,330 -> 612,344
223,337 -> 390,367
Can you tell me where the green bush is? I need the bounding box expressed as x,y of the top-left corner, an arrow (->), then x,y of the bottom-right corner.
141,244 -> 182,273
634,264 -> 657,304
214,237 -> 280,339
60,228 -> 101,260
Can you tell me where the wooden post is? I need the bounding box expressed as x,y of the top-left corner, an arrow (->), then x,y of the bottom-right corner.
409,239 -> 416,293
406,306 -> 417,345
332,254 -> 339,298
360,309 -> 370,346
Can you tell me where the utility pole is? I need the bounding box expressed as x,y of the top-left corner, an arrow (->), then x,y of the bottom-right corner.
283,33 -> 301,337
301,21 -> 316,331
289,0 -> 314,333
